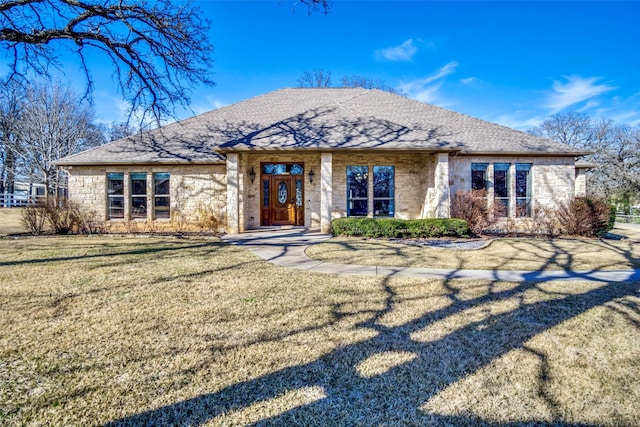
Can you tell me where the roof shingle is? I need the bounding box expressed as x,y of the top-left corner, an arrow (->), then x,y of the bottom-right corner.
56,88 -> 588,165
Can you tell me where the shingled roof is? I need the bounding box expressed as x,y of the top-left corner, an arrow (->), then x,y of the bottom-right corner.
56,88 -> 587,165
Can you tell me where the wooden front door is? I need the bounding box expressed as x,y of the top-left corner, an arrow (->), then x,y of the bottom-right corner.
271,176 -> 295,225
261,170 -> 304,226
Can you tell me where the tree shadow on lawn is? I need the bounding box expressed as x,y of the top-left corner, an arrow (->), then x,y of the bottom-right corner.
103,271 -> 640,426
0,238 -> 225,268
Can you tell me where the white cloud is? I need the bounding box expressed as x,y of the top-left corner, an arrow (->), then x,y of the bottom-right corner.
398,61 -> 458,104
460,77 -> 477,85
191,96 -> 227,115
546,76 -> 616,113
492,114 -> 546,131
376,39 -> 417,62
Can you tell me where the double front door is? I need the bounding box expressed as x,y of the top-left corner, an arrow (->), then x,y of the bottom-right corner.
260,164 -> 304,226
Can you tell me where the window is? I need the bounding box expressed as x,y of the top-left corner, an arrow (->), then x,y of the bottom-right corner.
261,163 -> 303,175
471,163 -> 489,191
347,165 -> 395,217
295,179 -> 303,207
373,166 -> 394,216
153,173 -> 170,219
515,164 -> 532,217
107,173 -> 124,219
130,172 -> 147,219
347,166 -> 368,216
470,162 -> 534,218
493,163 -> 510,214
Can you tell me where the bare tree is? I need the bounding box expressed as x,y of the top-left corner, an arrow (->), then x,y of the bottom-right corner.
12,82 -> 105,196
340,75 -> 406,96
529,112 -> 593,147
529,113 -> 640,201
0,79 -> 24,196
0,0 -> 215,122
297,69 -> 332,88
295,0 -> 331,14
107,121 -> 138,142
296,70 -> 406,96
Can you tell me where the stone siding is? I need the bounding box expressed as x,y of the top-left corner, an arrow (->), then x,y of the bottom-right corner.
66,164 -> 226,232
331,152 -> 435,220
575,169 -> 587,197
66,153 -> 579,233
449,155 -> 575,217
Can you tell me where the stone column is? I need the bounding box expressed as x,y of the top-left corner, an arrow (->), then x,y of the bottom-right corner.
509,163 -> 516,218
320,152 -> 333,233
434,153 -> 450,218
226,153 -> 239,234
575,168 -> 587,197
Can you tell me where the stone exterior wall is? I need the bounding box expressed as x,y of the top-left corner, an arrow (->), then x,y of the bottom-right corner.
575,168 -> 587,197
331,152 -> 436,220
66,164 -> 226,232
65,153 -> 579,233
449,155 -> 576,216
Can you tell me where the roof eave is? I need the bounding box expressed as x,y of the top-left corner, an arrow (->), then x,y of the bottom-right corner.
455,150 -> 592,157
214,146 -> 462,153
54,159 -> 226,167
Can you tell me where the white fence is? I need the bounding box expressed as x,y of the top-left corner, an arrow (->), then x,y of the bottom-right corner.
0,193 -> 46,207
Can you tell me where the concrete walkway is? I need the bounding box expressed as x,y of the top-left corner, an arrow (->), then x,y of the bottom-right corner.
222,229 -> 640,283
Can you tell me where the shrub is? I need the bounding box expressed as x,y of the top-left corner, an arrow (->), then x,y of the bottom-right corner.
556,197 -> 613,237
331,217 -> 469,239
450,189 -> 504,235
44,199 -> 81,234
20,203 -> 47,235
20,199 -> 105,235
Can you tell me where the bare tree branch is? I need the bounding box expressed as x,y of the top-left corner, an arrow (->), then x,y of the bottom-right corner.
0,0 -> 215,123
529,112 -> 640,201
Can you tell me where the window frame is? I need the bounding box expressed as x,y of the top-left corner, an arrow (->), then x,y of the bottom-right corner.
346,165 -> 369,217
106,172 -> 125,220
471,163 -> 489,191
515,163 -> 532,218
373,165 -> 395,217
130,172 -> 148,219
493,163 -> 510,216
346,165 -> 396,218
470,162 -> 534,218
153,172 -> 171,219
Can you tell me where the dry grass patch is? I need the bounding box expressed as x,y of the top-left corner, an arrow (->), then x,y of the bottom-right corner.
306,236 -> 640,271
0,208 -> 26,236
0,236 -> 639,426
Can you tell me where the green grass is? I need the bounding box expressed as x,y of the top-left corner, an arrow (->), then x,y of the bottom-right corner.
0,236 -> 639,426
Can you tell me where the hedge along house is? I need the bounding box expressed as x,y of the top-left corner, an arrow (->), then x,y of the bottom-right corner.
55,88 -> 590,234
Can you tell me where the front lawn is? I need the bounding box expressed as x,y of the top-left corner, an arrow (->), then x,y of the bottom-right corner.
306,236 -> 640,271
0,236 -> 638,426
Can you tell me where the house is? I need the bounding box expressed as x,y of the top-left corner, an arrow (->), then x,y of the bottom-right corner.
55,88 -> 589,234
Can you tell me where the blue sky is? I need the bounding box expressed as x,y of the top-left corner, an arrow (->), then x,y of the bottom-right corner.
19,1 -> 640,130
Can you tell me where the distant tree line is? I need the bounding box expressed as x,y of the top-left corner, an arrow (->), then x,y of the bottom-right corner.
528,112 -> 640,212
0,78 -> 136,198
297,69 -> 406,96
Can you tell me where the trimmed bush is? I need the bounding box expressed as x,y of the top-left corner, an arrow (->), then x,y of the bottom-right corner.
331,217 -> 469,239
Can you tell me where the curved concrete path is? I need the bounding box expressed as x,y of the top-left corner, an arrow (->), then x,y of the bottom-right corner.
222,229 -> 640,283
